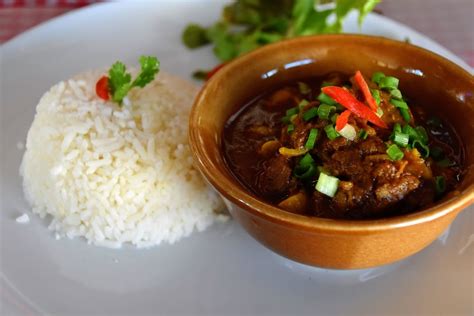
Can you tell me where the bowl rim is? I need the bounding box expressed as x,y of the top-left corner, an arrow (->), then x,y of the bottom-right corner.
189,34 -> 474,234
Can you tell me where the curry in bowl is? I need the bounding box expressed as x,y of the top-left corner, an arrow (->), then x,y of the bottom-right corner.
223,70 -> 463,220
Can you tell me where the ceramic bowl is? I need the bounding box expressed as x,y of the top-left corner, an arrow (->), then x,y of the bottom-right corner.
189,34 -> 474,269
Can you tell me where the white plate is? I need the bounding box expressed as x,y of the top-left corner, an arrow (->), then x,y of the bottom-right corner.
1,1 -> 473,315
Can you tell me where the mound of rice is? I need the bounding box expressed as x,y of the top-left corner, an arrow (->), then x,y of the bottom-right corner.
20,69 -> 226,248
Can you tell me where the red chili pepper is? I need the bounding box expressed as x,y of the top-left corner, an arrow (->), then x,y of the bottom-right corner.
354,70 -> 378,111
322,86 -> 388,129
96,76 -> 110,101
206,63 -> 227,80
335,110 -> 351,131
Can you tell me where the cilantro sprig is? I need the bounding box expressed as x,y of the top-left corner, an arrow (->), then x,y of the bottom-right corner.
108,56 -> 160,104
182,0 -> 380,75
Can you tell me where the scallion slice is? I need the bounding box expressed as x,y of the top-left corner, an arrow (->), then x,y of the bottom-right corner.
393,132 -> 409,147
294,164 -> 317,180
338,124 -> 356,141
358,129 -> 368,140
317,104 -> 336,120
298,82 -> 311,95
286,107 -> 299,117
287,124 -> 295,134
371,72 -> 385,84
390,89 -> 403,100
330,113 -> 338,124
371,89 -> 381,105
434,176 -> 446,194
321,81 -> 333,87
303,107 -> 318,122
413,140 -> 430,158
281,116 -> 291,124
315,172 -> 339,198
298,99 -> 309,110
299,153 -> 314,167
324,124 -> 339,140
399,108 -> 411,122
317,92 -> 337,105
390,98 -> 408,109
402,125 -> 417,140
379,76 -> 399,90
415,126 -> 428,143
387,144 -> 404,161
376,107 -> 384,118
305,128 -> 319,149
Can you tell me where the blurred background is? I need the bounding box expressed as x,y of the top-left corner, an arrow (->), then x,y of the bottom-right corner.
0,0 -> 473,66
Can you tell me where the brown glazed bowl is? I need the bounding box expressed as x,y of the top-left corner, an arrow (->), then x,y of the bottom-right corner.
189,34 -> 474,269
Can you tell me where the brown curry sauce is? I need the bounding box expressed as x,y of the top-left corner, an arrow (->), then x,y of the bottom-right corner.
223,72 -> 463,220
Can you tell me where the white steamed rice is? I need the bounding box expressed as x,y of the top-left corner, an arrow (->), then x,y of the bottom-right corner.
20,69 -> 226,248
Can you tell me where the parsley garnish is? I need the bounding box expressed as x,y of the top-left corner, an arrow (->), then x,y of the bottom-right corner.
182,0 -> 380,65
108,56 -> 160,104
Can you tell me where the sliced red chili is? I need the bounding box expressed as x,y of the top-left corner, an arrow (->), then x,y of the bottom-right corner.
96,76 -> 110,101
335,110 -> 351,131
354,70 -> 378,111
322,86 -> 388,129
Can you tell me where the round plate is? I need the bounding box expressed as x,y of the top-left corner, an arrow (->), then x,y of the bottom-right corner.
1,1 -> 473,315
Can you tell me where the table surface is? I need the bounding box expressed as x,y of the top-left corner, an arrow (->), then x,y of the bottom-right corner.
1,0 -> 473,66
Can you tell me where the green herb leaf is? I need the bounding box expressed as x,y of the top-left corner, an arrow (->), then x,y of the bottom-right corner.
108,56 -> 160,105
132,56 -> 160,88
182,24 -> 210,48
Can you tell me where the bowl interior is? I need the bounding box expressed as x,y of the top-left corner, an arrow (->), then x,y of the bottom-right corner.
190,34 -> 474,229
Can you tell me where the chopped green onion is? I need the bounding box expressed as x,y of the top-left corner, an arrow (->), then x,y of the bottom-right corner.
298,99 -> 309,110
376,107 -> 384,118
393,132 -> 409,147
393,123 -> 402,134
430,146 -> 444,160
287,124 -> 295,134
390,89 -> 403,100
317,104 -> 336,120
390,98 -> 411,122
371,89 -> 381,105
358,129 -> 368,140
298,82 -> 311,95
434,176 -> 446,194
304,128 -> 319,149
324,124 -> 339,140
437,158 -> 456,167
399,108 -> 411,122
338,124 -> 356,141
390,98 -> 409,109
321,81 -> 333,87
402,125 -> 418,140
290,114 -> 298,123
386,144 -> 404,161
299,153 -> 314,167
415,126 -> 428,143
379,76 -> 399,90
315,172 -> 339,198
330,113 -> 338,124
303,107 -> 319,122
412,140 -> 430,158
371,72 -> 385,84
281,116 -> 291,124
286,107 -> 299,117
294,164 -> 317,180
295,153 -> 317,180
317,92 -> 337,105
